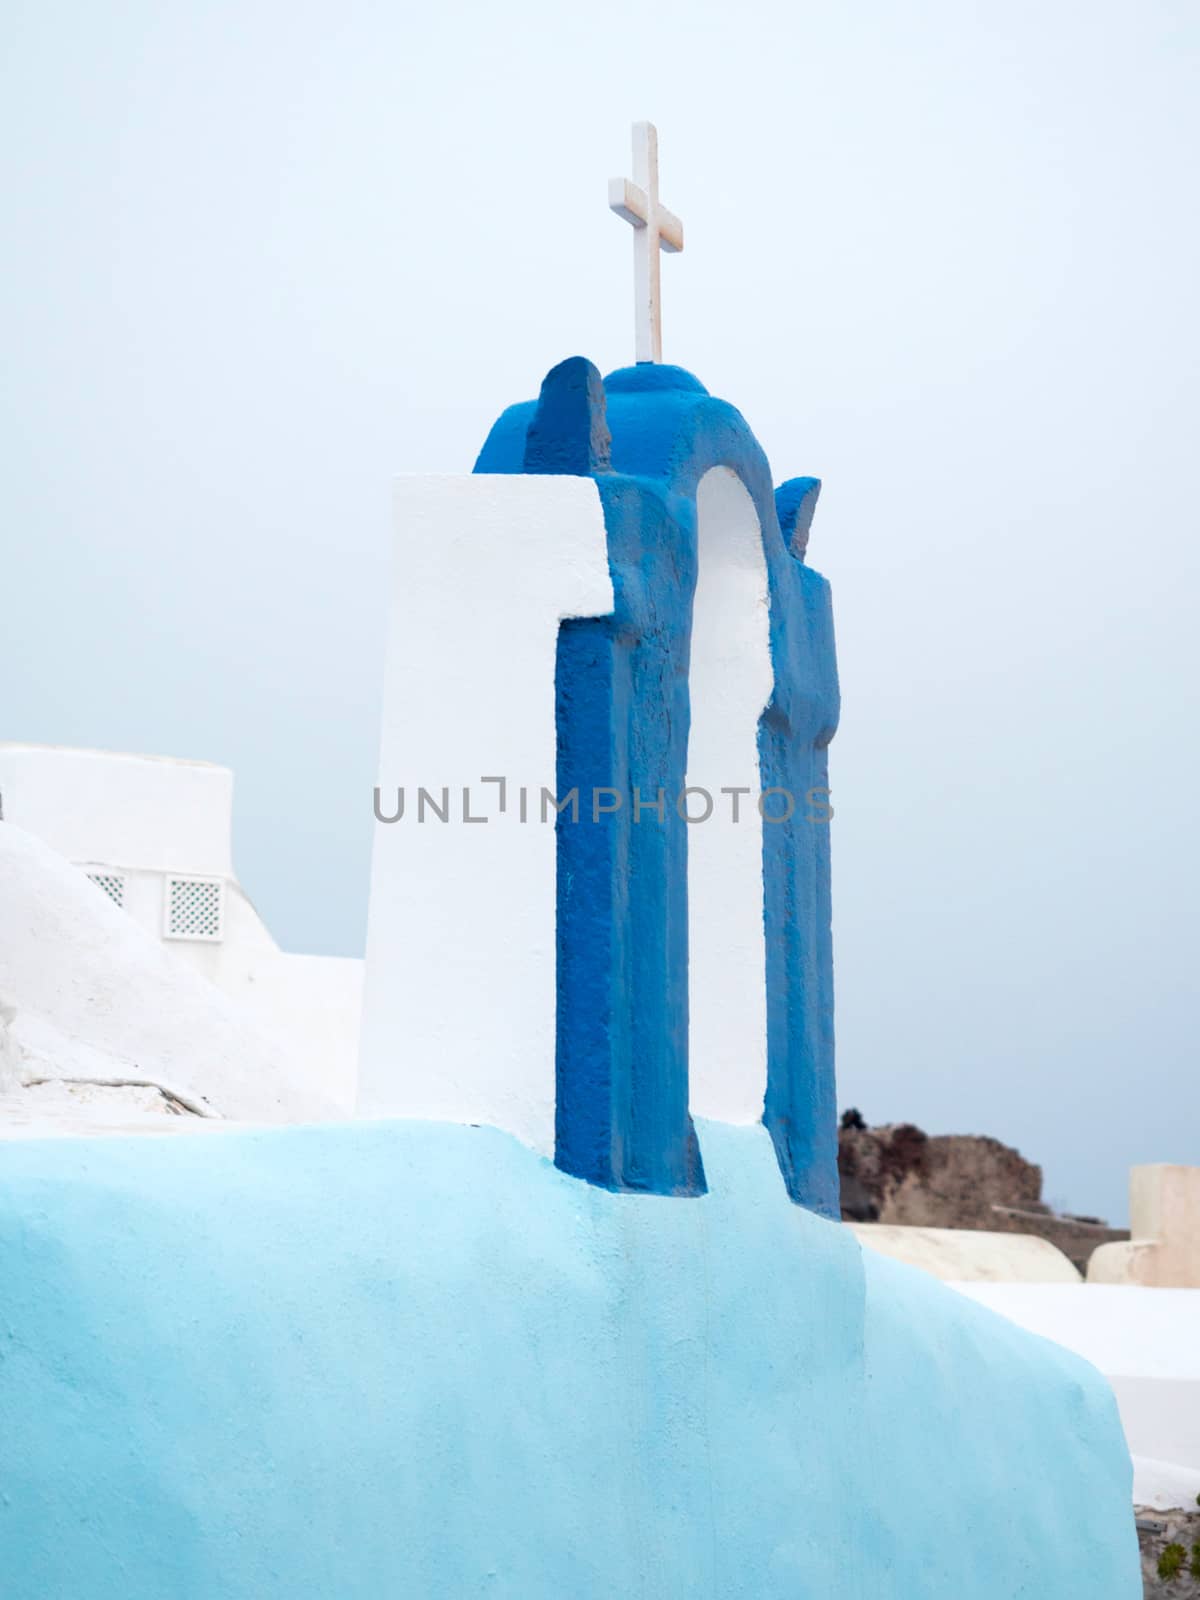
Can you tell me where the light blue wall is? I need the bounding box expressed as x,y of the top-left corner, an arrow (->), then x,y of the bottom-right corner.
0,1122 -> 1139,1598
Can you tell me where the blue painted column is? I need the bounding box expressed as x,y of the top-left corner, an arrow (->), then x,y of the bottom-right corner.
476,359 -> 841,1211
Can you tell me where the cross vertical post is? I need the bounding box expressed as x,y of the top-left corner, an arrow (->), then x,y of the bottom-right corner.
609,121 -> 684,364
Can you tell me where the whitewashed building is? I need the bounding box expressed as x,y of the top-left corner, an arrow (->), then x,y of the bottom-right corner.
0,743 -> 361,1110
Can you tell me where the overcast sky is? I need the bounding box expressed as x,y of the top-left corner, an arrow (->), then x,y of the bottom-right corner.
4,0 -> 1197,1224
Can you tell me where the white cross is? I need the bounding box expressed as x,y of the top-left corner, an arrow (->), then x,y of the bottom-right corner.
609,122 -> 684,364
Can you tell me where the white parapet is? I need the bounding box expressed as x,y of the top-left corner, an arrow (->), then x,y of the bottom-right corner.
0,744 -> 234,877
357,474 -> 615,1153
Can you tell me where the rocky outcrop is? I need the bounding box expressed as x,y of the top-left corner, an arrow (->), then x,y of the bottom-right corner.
838,1112 -> 1129,1275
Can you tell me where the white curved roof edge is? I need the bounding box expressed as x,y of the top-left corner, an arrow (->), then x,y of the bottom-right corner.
850,1223 -> 1081,1284
0,742 -> 229,772
0,748 -> 235,877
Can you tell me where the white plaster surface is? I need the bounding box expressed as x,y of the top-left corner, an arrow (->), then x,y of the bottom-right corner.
218,950 -> 362,1113
0,1075 -> 242,1137
0,823 -> 339,1125
0,744 -> 361,1106
0,744 -> 234,876
1130,1455 -> 1200,1512
952,1282 -> 1200,1485
357,474 -> 614,1152
686,467 -> 771,1125
851,1224 -> 1082,1283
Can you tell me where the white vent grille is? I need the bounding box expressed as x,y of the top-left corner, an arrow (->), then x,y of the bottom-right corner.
87,872 -> 126,908
164,876 -> 225,942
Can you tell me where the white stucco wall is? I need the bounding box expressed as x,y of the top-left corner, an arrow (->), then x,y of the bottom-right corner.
0,744 -> 234,876
686,467 -> 771,1126
358,474 -> 614,1151
0,744 -> 361,1111
359,469 -> 791,1147
218,948 -> 363,1114
0,823 -> 339,1123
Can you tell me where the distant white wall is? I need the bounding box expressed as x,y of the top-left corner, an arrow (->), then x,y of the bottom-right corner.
0,823 -> 339,1123
358,474 -> 614,1152
0,743 -> 360,1110
0,744 -> 234,876
686,467 -> 771,1125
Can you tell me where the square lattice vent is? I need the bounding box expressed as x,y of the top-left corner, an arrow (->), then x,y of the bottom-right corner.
163,876 -> 225,943
87,871 -> 126,908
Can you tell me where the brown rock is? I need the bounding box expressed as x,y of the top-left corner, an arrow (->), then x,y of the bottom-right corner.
837,1111 -> 1129,1274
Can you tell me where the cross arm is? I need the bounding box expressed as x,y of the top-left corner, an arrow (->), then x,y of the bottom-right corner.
609,177 -> 649,227
657,205 -> 683,254
607,178 -> 684,253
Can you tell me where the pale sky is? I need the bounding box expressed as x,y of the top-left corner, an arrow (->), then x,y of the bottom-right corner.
4,0 -> 1197,1224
